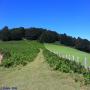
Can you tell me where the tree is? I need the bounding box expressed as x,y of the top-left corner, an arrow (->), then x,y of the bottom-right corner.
0,26 -> 11,41
25,28 -> 45,40
10,27 -> 25,40
75,37 -> 90,52
0,26 -> 90,53
39,30 -> 58,43
60,34 -> 76,47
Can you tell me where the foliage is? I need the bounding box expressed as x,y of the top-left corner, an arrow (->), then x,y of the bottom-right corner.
0,26 -> 90,53
0,48 -> 11,59
0,26 -> 11,41
75,37 -> 90,53
59,33 -> 90,53
10,27 -> 25,40
25,27 -> 46,40
39,30 -> 58,43
0,41 -> 44,68
0,27 -> 59,43
60,33 -> 76,47
43,49 -> 90,85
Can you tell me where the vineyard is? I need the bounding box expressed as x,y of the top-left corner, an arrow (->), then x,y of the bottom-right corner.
44,49 -> 90,85
0,40 -> 44,67
0,40 -> 90,89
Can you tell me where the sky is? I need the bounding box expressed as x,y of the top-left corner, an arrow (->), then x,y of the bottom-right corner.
0,0 -> 90,40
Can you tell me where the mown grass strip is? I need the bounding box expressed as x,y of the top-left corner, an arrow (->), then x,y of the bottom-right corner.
45,43 -> 90,66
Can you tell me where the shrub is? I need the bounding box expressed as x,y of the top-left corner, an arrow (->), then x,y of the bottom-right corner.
0,41 -> 44,68
0,48 -> 11,59
1,59 -> 14,68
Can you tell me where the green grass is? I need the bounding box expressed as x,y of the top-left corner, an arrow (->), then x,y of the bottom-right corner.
43,49 -> 90,85
0,40 -> 44,67
0,41 -> 90,89
0,49 -> 89,90
45,43 -> 90,66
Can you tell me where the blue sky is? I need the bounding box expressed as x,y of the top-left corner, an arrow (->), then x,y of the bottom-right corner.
0,0 -> 90,40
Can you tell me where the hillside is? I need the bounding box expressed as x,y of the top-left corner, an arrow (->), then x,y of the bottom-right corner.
1,0 -> 90,89
0,41 -> 90,90
45,43 -> 90,67
0,48 -> 89,90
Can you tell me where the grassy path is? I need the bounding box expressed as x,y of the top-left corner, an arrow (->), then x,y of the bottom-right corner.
0,49 -> 88,90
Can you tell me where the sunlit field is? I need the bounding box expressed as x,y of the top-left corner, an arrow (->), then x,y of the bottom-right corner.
45,43 -> 90,66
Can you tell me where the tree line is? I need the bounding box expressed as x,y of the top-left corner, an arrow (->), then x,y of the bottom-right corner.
0,26 -> 90,53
